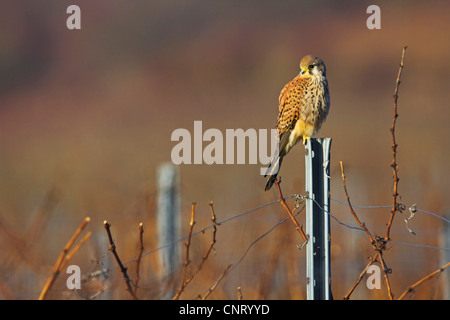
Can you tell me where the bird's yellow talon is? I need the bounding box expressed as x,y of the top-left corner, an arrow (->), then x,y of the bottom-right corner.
303,136 -> 310,145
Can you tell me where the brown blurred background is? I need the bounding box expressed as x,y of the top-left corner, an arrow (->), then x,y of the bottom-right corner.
0,0 -> 449,299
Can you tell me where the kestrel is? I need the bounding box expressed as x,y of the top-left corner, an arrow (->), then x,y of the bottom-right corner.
265,55 -> 330,191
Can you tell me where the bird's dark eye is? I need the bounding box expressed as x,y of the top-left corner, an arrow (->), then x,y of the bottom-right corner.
308,65 -> 314,69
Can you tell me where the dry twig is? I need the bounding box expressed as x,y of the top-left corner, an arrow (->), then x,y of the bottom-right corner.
198,264 -> 232,300
344,254 -> 377,300
134,222 -> 144,295
339,162 -> 375,243
274,179 -> 308,243
341,48 -> 411,300
174,202 -> 219,300
38,217 -> 91,300
61,232 -> 92,270
340,162 -> 394,299
385,46 -> 407,241
237,286 -> 243,300
397,261 -> 450,300
173,202 -> 196,300
195,201 -> 218,273
103,220 -> 138,300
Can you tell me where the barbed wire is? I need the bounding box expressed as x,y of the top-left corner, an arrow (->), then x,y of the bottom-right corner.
92,193 -> 448,283
330,197 -> 450,224
316,195 -> 450,251
123,195 -> 298,265
60,187 -> 446,302
228,203 -> 306,273
35,188 -> 449,300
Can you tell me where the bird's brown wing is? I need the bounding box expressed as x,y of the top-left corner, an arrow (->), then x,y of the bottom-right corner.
275,76 -> 301,157
265,75 -> 305,191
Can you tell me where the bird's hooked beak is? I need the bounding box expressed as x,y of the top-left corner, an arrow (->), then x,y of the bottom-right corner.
300,66 -> 309,75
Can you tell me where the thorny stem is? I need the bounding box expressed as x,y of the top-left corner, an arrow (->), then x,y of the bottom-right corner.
385,46 -> 407,241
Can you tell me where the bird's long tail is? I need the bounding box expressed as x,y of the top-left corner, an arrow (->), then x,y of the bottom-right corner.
264,156 -> 283,191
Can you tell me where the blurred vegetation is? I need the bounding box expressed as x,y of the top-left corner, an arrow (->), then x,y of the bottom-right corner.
0,0 -> 448,299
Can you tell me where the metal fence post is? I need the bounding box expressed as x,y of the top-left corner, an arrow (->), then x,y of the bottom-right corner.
305,138 -> 332,300
157,162 -> 181,298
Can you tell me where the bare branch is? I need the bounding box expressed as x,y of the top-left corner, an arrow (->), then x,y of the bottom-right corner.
192,201 -> 218,276
104,220 -> 138,300
398,261 -> 450,300
134,222 -> 144,295
344,254 -> 378,300
340,162 -> 394,299
38,217 -> 90,300
173,202 -> 196,300
237,286 -> 243,300
198,264 -> 232,300
174,201 -> 219,300
274,179 -> 308,243
385,46 -> 407,241
339,162 -> 375,244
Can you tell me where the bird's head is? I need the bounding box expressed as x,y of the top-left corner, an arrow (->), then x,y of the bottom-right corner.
299,55 -> 327,77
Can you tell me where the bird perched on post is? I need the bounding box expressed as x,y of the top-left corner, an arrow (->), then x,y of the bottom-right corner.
265,55 -> 330,191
